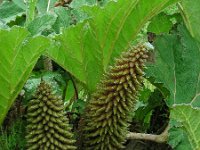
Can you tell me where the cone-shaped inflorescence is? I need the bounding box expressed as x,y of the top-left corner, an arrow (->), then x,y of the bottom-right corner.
26,81 -> 76,150
82,44 -> 148,150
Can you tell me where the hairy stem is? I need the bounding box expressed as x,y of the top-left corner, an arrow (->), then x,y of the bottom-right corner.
43,56 -> 53,71
26,0 -> 38,25
64,73 -> 78,109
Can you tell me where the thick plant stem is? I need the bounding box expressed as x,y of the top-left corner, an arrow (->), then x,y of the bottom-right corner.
26,0 -> 38,25
43,56 -> 53,71
64,75 -> 78,110
127,125 -> 169,143
43,0 -> 54,71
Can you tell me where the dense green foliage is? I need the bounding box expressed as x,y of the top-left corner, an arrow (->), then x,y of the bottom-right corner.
146,24 -> 200,149
0,0 -> 200,149
0,27 -> 49,125
47,0 -> 180,92
0,119 -> 26,149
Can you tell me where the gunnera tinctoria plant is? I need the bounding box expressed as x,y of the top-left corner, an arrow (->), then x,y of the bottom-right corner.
26,81 -> 76,150
82,44 -> 148,150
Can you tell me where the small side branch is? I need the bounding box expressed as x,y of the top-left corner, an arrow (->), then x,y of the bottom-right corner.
127,125 -> 169,143
64,73 -> 78,109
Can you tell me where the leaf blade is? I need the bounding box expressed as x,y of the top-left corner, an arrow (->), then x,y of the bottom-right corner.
0,27 -> 50,125
146,25 -> 200,107
170,105 -> 200,149
179,0 -> 200,43
47,0 -> 180,92
0,1 -> 25,24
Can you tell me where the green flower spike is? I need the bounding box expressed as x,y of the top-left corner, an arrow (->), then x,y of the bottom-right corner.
26,81 -> 76,150
83,44 -> 148,150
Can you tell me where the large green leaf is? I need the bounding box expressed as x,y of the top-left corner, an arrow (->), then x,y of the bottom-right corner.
52,7 -> 72,33
70,0 -> 97,8
47,23 -> 103,92
170,105 -> 200,150
147,12 -> 173,34
37,0 -> 57,14
13,0 -> 26,10
146,25 -> 200,107
179,0 -> 200,43
82,0 -> 180,68
146,25 -> 200,149
47,0 -> 180,92
27,14 -> 57,35
0,27 -> 49,125
0,1 -> 25,24
169,128 -> 189,150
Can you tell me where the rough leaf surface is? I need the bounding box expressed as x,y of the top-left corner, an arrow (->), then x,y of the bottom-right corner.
170,105 -> 200,150
180,0 -> 200,43
146,25 -> 200,107
0,1 -> 25,23
47,0 -> 179,92
0,27 -> 49,125
27,14 -> 57,36
146,25 -> 200,149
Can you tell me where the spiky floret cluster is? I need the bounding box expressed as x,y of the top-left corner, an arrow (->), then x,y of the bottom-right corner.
82,45 -> 148,150
26,81 -> 76,150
